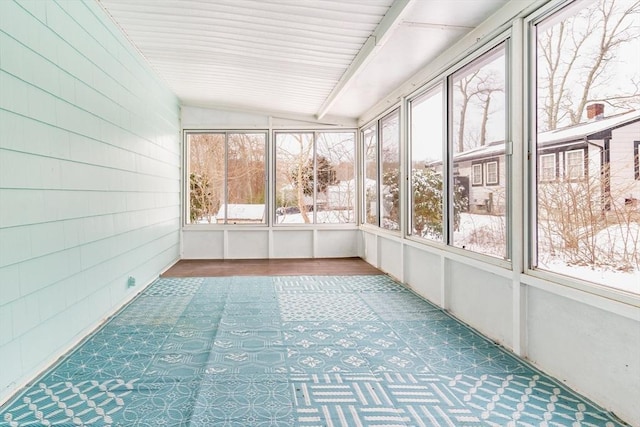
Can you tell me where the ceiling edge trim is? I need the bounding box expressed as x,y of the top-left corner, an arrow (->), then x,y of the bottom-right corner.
315,0 -> 413,120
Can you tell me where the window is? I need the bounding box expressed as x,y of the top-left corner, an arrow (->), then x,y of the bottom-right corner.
485,161 -> 499,185
634,141 -> 639,180
450,43 -> 508,258
363,124 -> 378,225
564,149 -> 584,180
472,164 -> 483,186
409,85 -> 444,241
381,110 -> 401,230
362,109 -> 401,231
187,132 -> 266,224
275,131 -> 355,224
534,0 -> 640,294
539,153 -> 556,182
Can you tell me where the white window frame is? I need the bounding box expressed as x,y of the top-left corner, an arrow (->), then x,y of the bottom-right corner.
485,161 -> 499,185
564,149 -> 584,180
472,163 -> 484,185
539,153 -> 556,182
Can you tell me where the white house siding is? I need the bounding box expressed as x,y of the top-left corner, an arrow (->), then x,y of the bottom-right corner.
457,156 -> 507,214
0,0 -> 181,404
609,121 -> 640,208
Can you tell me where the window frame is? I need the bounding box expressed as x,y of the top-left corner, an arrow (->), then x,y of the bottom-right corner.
274,130 -> 357,226
447,40 -> 510,260
634,140 -> 639,180
539,152 -> 557,182
184,130 -> 268,227
564,148 -> 585,181
527,0 -> 640,302
362,123 -> 379,226
361,107 -> 401,232
485,160 -> 499,185
408,83 -> 446,242
471,163 -> 484,186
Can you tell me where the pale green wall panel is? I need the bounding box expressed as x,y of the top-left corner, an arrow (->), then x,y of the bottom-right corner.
0,0 -> 181,404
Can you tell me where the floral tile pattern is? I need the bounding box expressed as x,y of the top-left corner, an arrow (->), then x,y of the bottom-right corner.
0,275 -> 627,426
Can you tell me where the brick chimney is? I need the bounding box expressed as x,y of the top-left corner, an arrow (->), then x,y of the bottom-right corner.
587,103 -> 604,120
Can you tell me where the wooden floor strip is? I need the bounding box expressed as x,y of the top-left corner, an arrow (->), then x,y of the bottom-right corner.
161,257 -> 382,277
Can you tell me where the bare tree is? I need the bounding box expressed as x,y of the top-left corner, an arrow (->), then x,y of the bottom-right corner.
454,69 -> 504,151
228,133 -> 265,206
189,133 -> 224,223
537,156 -> 639,270
538,0 -> 640,131
276,133 -> 313,223
454,70 -> 480,152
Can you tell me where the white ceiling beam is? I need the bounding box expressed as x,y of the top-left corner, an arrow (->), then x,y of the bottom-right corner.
316,0 -> 413,120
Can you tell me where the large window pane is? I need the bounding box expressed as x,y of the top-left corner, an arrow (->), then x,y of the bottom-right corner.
316,132 -> 356,224
226,133 -> 266,224
410,86 -> 444,241
450,44 -> 508,258
188,133 -> 225,224
363,124 -> 378,225
187,132 -> 266,225
275,133 -> 314,224
275,131 -> 356,224
534,0 -> 640,293
381,110 -> 401,230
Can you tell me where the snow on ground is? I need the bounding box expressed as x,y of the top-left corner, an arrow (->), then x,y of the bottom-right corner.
537,259 -> 639,294
452,213 -> 638,294
276,210 -> 355,224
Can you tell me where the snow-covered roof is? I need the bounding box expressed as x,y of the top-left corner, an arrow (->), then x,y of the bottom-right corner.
437,109 -> 640,164
216,204 -> 265,220
452,140 -> 506,162
538,109 -> 640,145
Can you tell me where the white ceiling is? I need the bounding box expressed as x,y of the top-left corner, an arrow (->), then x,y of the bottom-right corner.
98,0 -> 510,121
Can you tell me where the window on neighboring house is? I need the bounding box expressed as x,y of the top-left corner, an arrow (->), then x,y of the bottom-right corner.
564,149 -> 585,180
275,131 -> 356,224
485,161 -> 499,185
539,153 -> 556,182
634,141 -> 639,180
450,42 -> 508,259
187,132 -> 266,225
472,163 -> 483,186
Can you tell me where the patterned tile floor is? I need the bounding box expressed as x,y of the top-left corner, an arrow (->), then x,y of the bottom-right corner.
0,275 -> 628,426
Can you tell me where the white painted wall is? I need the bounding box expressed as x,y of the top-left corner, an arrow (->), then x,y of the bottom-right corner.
182,228 -> 360,259
526,287 -> 640,424
0,0 -> 180,404
361,229 -> 640,425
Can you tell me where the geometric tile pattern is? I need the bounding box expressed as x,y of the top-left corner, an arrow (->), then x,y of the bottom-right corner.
0,275 -> 628,426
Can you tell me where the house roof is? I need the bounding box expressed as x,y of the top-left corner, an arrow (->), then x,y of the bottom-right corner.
440,109 -> 640,164
451,140 -> 505,163
538,109 -> 640,145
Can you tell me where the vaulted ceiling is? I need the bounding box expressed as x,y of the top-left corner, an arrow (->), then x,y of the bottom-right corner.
97,0 -> 510,121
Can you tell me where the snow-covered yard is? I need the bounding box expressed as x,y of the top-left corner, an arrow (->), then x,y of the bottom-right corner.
453,213 -> 639,294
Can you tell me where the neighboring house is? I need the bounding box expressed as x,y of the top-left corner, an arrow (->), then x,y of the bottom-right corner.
215,204 -> 265,224
536,105 -> 640,212
427,105 -> 640,214
451,140 -> 507,214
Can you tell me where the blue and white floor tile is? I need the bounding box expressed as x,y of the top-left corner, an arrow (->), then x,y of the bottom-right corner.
0,275 -> 627,426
